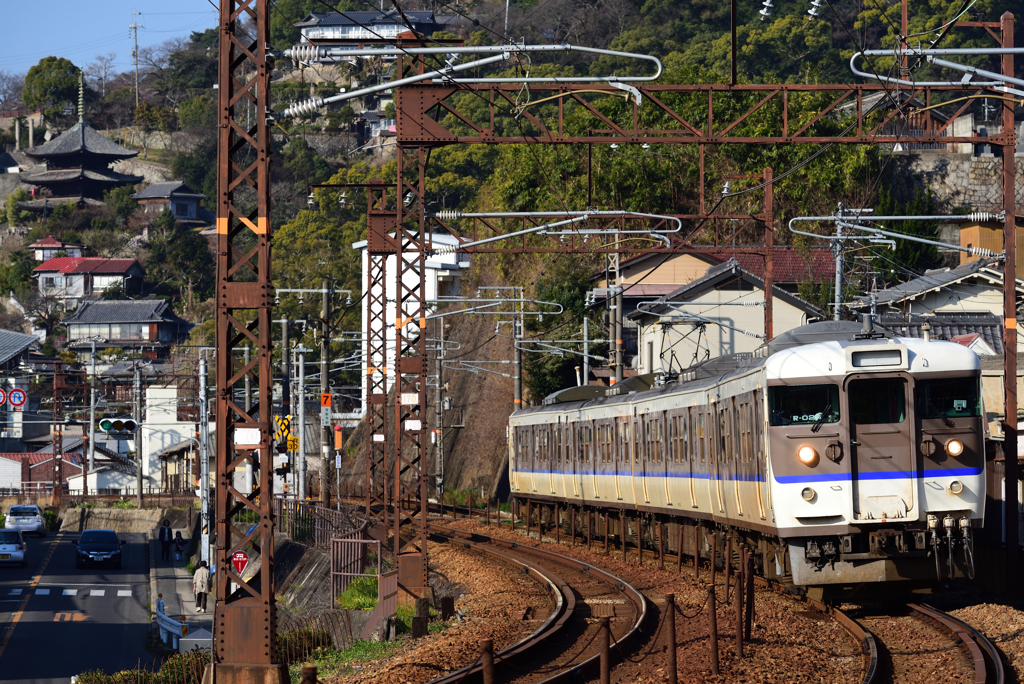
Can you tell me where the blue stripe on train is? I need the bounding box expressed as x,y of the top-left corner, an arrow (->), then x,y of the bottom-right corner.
513,467 -> 982,484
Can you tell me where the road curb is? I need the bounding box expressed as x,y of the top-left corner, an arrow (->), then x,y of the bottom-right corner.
149,533 -> 157,637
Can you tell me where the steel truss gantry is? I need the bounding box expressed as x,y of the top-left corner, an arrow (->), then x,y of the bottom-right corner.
212,0 -> 1021,666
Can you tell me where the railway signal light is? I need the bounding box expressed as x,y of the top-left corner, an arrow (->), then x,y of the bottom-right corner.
99,417 -> 138,437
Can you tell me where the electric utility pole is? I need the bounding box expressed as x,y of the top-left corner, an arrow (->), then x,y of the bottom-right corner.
134,361 -> 142,508
297,345 -> 306,499
833,205 -> 844,321
321,281 -> 333,508
130,10 -> 142,109
435,320 -> 444,494
88,339 -> 97,486
199,354 -> 210,564
51,361 -> 62,507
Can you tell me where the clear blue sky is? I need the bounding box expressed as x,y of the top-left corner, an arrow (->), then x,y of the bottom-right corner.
0,2 -> 219,76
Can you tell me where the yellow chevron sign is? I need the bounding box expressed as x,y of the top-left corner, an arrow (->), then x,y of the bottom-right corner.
273,415 -> 292,441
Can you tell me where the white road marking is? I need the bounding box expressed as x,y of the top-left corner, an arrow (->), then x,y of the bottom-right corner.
89,590 -> 105,597
34,589 -> 49,595
63,589 -> 77,596
7,590 -> 20,596
117,590 -> 132,597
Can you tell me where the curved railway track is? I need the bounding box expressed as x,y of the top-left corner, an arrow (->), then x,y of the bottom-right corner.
908,603 -> 1004,684
426,504 -> 885,684
426,521 -> 648,684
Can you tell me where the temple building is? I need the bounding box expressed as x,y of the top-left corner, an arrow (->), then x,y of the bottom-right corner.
17,84 -> 142,211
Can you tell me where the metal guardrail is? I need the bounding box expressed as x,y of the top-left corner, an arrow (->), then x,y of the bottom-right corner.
155,595 -> 190,649
275,498 -> 360,549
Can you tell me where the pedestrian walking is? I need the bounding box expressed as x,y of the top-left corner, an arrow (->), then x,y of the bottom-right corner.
158,520 -> 172,562
193,561 -> 211,613
174,531 -> 187,562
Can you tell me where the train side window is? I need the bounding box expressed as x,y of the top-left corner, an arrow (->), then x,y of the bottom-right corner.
657,419 -> 664,463
682,414 -> 689,462
634,421 -> 641,464
623,422 -> 630,463
699,412 -> 707,464
719,409 -> 729,463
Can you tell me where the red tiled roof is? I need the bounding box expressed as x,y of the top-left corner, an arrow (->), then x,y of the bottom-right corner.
34,257 -> 138,275
28,236 -> 64,248
0,452 -> 80,465
707,249 -> 834,283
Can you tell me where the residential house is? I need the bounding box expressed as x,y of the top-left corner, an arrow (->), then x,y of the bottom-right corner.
34,257 -> 144,304
591,248 -> 833,370
27,235 -> 85,261
0,329 -> 42,450
62,300 -> 192,359
133,181 -> 213,227
628,259 -> 823,375
847,258 -> 1024,330
294,10 -> 451,44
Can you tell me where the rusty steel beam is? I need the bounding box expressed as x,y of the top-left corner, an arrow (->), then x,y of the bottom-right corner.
210,0 -> 287,680
392,144 -> 430,597
395,83 -> 1004,146
365,182 -> 393,532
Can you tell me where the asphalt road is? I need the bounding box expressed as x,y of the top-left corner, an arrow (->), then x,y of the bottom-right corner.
0,531 -> 152,684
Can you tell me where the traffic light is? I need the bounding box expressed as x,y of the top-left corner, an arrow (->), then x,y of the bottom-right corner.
99,417 -> 138,437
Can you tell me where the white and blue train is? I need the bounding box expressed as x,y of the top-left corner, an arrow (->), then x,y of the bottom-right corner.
508,320 -> 985,587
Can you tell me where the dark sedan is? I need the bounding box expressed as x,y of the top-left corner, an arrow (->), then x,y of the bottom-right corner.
74,530 -> 124,569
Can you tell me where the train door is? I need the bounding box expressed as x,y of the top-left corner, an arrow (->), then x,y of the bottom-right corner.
753,395 -> 767,519
686,410 -> 697,508
664,413 -> 675,506
732,398 -> 744,516
846,375 -> 915,520
615,418 -> 625,500
630,415 -> 641,505
568,421 -> 580,498
641,415 -> 652,503
715,404 -> 727,513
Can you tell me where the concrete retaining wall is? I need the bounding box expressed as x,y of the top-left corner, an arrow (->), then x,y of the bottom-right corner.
59,507 -> 192,538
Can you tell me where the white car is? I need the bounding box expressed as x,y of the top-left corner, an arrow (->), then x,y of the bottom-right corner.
0,530 -> 26,567
5,505 -> 46,537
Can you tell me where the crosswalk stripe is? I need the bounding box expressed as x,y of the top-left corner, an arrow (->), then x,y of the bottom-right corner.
35,589 -> 49,595
117,590 -> 132,596
90,590 -> 105,597
7,589 -> 20,596
63,589 -> 77,596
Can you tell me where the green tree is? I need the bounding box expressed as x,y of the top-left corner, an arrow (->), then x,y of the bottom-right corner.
0,250 -> 34,297
171,140 -> 217,210
103,186 -> 138,224
6,189 -> 35,226
23,57 -> 81,119
145,209 -> 215,301
134,100 -> 175,133
281,137 -> 332,193
178,95 -> 216,130
868,188 -> 941,285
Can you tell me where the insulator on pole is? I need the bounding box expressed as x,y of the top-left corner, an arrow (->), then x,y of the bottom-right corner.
968,246 -> 1000,257
286,44 -> 323,65
281,98 -> 324,118
965,212 -> 998,222
435,210 -> 462,220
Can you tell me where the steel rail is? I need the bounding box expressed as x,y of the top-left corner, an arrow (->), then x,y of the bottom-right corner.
425,520 -> 649,684
423,527 -> 573,684
909,603 -> 1004,684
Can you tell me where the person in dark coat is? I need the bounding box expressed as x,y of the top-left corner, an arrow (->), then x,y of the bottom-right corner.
158,520 -> 172,562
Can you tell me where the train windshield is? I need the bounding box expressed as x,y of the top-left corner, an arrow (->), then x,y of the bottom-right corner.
768,384 -> 840,426
917,378 -> 981,419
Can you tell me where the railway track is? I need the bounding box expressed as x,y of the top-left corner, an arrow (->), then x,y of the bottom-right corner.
849,602 -> 1004,684
426,521 -> 648,684
425,504 -> 885,684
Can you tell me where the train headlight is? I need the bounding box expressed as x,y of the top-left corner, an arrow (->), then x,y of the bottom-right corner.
948,480 -> 964,495
801,487 -> 816,502
945,439 -> 964,458
797,445 -> 818,466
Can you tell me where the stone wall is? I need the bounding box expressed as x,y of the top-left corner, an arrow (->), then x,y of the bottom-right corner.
59,506 -> 191,537
907,152 -> 1024,212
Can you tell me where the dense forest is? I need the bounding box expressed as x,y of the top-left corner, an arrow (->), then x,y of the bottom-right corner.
0,0 -> 1015,395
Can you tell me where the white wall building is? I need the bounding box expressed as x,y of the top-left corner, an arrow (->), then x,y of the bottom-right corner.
354,233 -> 470,412
630,259 -> 823,375
142,386 -> 196,489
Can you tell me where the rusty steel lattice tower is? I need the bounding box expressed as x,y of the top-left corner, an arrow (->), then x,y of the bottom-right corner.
210,0 -> 287,681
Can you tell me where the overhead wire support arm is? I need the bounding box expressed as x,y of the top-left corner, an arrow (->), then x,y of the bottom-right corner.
788,212 -> 1004,258
283,43 -> 663,84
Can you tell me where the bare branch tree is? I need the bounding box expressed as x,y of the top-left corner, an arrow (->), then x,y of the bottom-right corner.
0,70 -> 25,113
85,53 -> 118,99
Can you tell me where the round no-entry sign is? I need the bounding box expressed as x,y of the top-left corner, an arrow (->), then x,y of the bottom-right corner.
8,389 -> 26,408
231,550 -> 249,575
0,389 -> 6,406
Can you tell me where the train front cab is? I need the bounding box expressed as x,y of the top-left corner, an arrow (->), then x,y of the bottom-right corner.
768,339 -> 985,586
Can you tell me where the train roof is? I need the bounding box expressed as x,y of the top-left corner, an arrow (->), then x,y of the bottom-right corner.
516,320 -> 979,418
